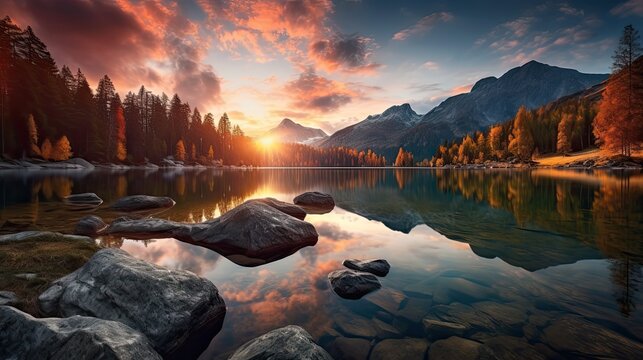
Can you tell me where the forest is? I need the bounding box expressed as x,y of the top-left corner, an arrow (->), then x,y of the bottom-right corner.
0,16 -> 386,167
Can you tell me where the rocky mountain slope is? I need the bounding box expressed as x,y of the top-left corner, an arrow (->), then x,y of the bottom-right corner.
265,119 -> 328,144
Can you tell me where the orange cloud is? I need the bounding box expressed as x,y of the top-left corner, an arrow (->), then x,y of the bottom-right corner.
284,69 -> 356,112
392,12 -> 453,41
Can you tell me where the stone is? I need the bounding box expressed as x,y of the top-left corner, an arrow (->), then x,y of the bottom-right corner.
471,302 -> 526,330
424,303 -> 498,334
396,297 -> 432,323
343,258 -> 390,277
541,315 -> 643,358
247,197 -> 307,220
328,337 -> 371,360
373,318 -> 402,339
363,288 -> 405,314
431,277 -> 495,304
428,336 -> 496,360
228,325 -> 333,360
0,306 -> 161,360
107,201 -> 319,267
63,193 -> 103,206
111,195 -> 175,212
0,291 -> 19,306
293,191 -> 335,213
0,231 -> 93,244
334,312 -> 378,339
370,338 -> 429,360
328,269 -> 381,299
38,248 -> 226,358
483,336 -> 546,360
74,215 -> 108,236
423,318 -> 468,340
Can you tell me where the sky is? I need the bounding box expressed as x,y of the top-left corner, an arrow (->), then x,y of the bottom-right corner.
2,0 -> 642,136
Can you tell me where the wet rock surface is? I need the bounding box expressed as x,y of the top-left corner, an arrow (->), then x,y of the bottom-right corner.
429,336 -> 496,360
0,306 -> 161,360
0,231 -> 92,244
247,197 -> 307,220
482,336 -> 547,360
110,195 -> 176,212
328,337 -> 370,360
228,325 -> 333,360
370,338 -> 429,360
0,291 -> 19,306
107,200 -> 319,266
74,215 -> 108,236
63,192 -> 103,206
293,191 -> 335,213
343,258 -> 390,277
38,248 -> 226,358
328,269 -> 381,299
423,318 -> 468,340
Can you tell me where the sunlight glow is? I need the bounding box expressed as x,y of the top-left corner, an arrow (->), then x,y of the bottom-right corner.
258,137 -> 275,148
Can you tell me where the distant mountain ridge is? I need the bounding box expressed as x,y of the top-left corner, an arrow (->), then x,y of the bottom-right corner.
318,60 -> 608,161
265,118 -> 328,144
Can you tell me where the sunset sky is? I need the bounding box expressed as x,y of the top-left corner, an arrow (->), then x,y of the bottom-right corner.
2,0 -> 641,136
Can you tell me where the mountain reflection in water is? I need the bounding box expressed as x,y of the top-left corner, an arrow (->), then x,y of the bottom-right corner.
0,168 -> 641,358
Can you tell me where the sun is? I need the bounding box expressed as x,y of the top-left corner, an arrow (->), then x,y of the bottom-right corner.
258,137 -> 275,148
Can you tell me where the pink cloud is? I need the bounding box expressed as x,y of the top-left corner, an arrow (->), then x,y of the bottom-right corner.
611,0 -> 643,16
284,69 -> 356,112
392,12 -> 453,41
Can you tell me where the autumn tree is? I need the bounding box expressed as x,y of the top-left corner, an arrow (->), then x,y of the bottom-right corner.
27,114 -> 41,156
557,113 -> 573,153
51,135 -> 72,161
175,139 -> 186,162
594,25 -> 643,156
509,106 -> 535,160
394,147 -> 414,167
40,138 -> 52,160
108,94 -> 127,162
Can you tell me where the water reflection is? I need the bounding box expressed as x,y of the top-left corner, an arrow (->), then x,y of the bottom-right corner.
1,168 -> 642,357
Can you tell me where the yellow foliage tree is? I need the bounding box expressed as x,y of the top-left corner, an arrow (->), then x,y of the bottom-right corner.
175,139 -> 186,161
51,136 -> 72,161
40,138 -> 52,160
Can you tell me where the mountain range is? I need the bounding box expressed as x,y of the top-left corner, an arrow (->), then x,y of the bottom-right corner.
265,118 -> 328,144
317,60 -> 608,161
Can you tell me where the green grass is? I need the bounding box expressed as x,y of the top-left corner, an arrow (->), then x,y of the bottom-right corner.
0,234 -> 99,316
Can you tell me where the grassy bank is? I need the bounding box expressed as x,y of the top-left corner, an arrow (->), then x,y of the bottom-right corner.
0,233 -> 99,316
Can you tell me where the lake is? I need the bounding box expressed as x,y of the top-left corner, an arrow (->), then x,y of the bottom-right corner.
1,168 -> 642,358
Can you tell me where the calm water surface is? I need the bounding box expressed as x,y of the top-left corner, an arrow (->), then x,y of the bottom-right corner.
1,168 -> 642,358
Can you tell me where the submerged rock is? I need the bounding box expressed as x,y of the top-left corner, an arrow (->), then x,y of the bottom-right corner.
111,195 -> 175,212
107,200 -> 319,266
423,319 -> 467,340
63,192 -> 103,206
38,248 -> 226,359
74,215 -> 108,236
328,269 -> 381,299
247,197 -> 307,220
428,336 -> 496,360
541,315 -> 643,358
328,337 -> 371,360
0,291 -> 19,306
343,258 -> 390,276
0,306 -> 161,360
228,325 -> 333,360
370,338 -> 429,360
294,191 -> 335,213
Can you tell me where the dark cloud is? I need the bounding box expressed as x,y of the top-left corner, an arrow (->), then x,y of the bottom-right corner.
309,33 -> 381,73
284,69 -> 354,112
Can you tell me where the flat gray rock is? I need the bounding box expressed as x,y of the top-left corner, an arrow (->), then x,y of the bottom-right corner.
63,193 -> 103,206
343,258 -> 390,276
74,215 -> 108,236
38,248 -> 226,358
0,291 -> 19,306
111,195 -> 175,212
328,269 -> 381,299
428,336 -> 496,360
228,325 -> 333,360
293,191 -> 335,213
0,306 -> 161,360
247,197 -> 307,220
107,200 -> 319,266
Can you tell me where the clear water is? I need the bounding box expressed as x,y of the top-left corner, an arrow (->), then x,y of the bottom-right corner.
1,168 -> 642,358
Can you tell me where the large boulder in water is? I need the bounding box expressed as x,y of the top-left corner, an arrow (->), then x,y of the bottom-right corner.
63,193 -> 103,206
74,215 -> 108,236
110,195 -> 175,212
0,306 -> 161,360
343,259 -> 390,277
293,191 -> 335,213
38,248 -> 225,359
107,200 -> 319,266
246,197 -> 307,220
229,325 -> 333,360
328,269 -> 381,299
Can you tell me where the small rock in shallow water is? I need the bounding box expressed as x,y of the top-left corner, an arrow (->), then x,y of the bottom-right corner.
370,338 -> 429,360
111,194 -> 175,212
63,192 -> 103,206
38,248 -> 226,359
328,269 -> 381,299
328,337 -> 371,360
422,318 -> 468,340
228,325 -> 333,360
428,336 -> 496,360
74,215 -> 108,236
343,258 -> 390,276
0,291 -> 20,306
0,306 -> 161,360
293,191 -> 335,213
